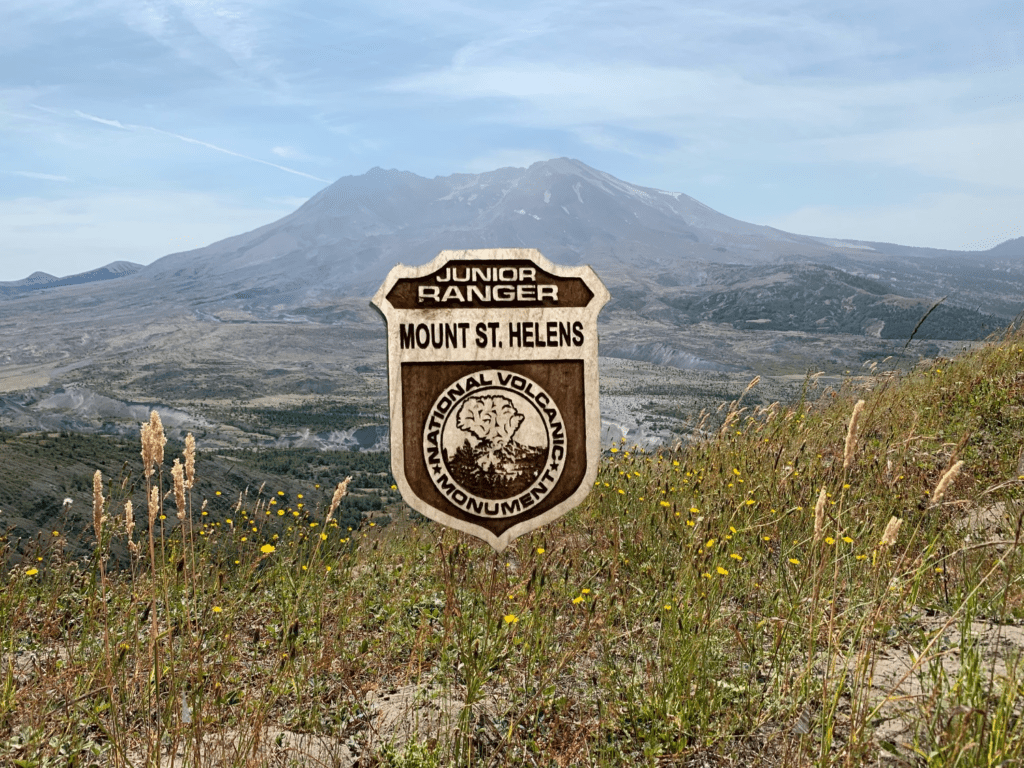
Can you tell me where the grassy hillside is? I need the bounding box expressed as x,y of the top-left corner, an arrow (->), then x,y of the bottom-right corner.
0,435 -> 397,569
4,328 -> 1024,766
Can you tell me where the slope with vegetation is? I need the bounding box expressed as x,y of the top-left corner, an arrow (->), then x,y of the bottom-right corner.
4,328 -> 1024,766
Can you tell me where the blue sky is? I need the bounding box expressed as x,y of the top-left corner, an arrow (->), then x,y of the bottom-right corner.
1,0 -> 1022,281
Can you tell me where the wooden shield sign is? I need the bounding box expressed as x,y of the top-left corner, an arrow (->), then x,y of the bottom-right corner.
371,248 -> 609,551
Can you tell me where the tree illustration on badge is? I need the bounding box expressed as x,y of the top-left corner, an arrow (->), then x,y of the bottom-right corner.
447,394 -> 547,499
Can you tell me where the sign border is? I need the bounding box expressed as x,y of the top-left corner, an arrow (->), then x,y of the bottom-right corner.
371,248 -> 609,551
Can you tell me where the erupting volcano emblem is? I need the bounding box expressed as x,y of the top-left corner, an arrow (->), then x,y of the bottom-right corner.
423,370 -> 565,517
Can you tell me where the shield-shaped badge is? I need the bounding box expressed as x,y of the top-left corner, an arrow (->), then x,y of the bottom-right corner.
371,249 -> 609,551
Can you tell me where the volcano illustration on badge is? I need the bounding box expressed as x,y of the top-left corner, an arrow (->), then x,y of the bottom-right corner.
371,249 -> 609,551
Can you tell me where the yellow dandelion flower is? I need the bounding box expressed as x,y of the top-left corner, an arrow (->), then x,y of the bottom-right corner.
664,604 -> 672,610
261,544 -> 276,554
733,468 -> 741,475
309,522 -> 318,527
717,566 -> 729,576
789,558 -> 800,565
686,520 -> 695,526
25,568 -> 38,576
320,533 -> 328,540
504,614 -> 518,624
573,596 -> 584,604
215,491 -> 221,496
581,588 -> 591,594
240,536 -> 247,542
297,494 -> 303,499
660,500 -> 671,507
705,538 -> 715,548
730,553 -> 742,561
326,565 -> 332,572
537,547 -> 545,554
278,491 -> 285,496
843,536 -> 854,544
212,606 -> 223,613
690,506 -> 699,514
824,537 -> 834,545
702,572 -> 711,579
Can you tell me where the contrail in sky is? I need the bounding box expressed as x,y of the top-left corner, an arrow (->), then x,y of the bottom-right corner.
59,107 -> 332,183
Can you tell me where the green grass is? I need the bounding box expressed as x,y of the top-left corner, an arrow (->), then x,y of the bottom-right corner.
4,329 -> 1024,766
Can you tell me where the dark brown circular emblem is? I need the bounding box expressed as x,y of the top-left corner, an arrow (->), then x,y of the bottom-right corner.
422,369 -> 566,518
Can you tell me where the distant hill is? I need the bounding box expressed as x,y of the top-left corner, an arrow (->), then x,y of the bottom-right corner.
0,261 -> 143,297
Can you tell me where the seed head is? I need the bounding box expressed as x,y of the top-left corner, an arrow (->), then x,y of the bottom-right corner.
327,476 -> 352,523
813,487 -> 827,543
843,399 -> 866,469
880,516 -> 903,548
183,433 -> 195,489
141,410 -> 167,477
124,499 -> 134,540
172,459 -> 186,521
931,460 -> 964,504
148,486 -> 160,526
92,470 -> 106,541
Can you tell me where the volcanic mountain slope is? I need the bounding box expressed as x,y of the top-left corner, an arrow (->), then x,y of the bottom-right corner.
138,158 -> 892,305
618,263 -> 1006,339
121,158 -> 1023,334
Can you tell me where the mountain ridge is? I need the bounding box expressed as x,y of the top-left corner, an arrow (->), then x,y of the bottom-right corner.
0,261 -> 144,296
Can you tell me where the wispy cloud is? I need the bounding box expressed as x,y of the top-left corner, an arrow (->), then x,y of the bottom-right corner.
768,191 -> 1024,252
0,189 -> 302,277
9,170 -> 71,181
386,62 -> 971,133
803,115 -> 1024,192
